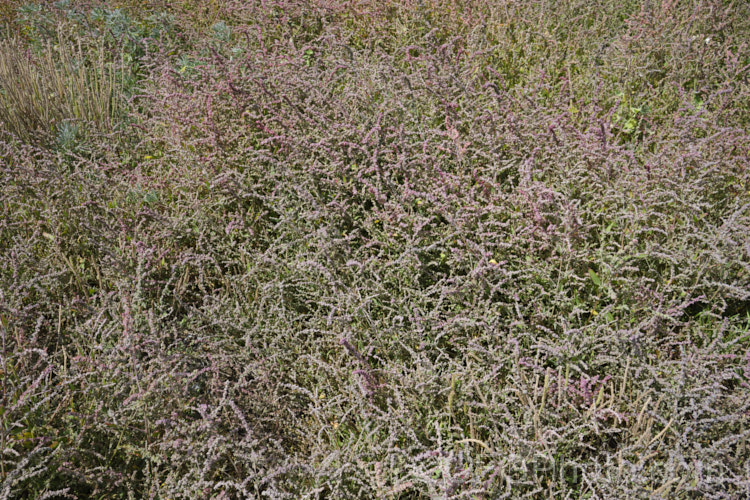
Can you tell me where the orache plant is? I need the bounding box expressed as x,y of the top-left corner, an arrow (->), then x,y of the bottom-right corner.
1,0 -> 749,498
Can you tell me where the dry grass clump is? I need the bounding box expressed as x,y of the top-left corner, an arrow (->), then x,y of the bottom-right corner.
0,25 -> 123,143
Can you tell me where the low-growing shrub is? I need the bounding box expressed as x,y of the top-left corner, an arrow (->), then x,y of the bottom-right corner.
1,0 -> 749,498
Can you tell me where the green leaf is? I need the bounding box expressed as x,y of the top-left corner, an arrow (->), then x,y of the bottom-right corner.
623,117 -> 637,134
588,268 -> 602,287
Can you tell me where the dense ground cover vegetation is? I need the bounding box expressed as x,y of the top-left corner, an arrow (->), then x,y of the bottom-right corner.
1,0 -> 749,497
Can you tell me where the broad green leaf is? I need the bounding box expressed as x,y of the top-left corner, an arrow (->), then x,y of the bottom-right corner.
588,268 -> 602,287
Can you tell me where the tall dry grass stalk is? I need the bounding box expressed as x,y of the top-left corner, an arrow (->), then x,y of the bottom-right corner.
0,26 -> 123,143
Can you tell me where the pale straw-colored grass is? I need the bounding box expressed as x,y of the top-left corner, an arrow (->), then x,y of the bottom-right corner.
0,25 -> 122,143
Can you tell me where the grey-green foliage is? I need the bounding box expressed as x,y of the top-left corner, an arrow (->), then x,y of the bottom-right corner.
211,20 -> 231,42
